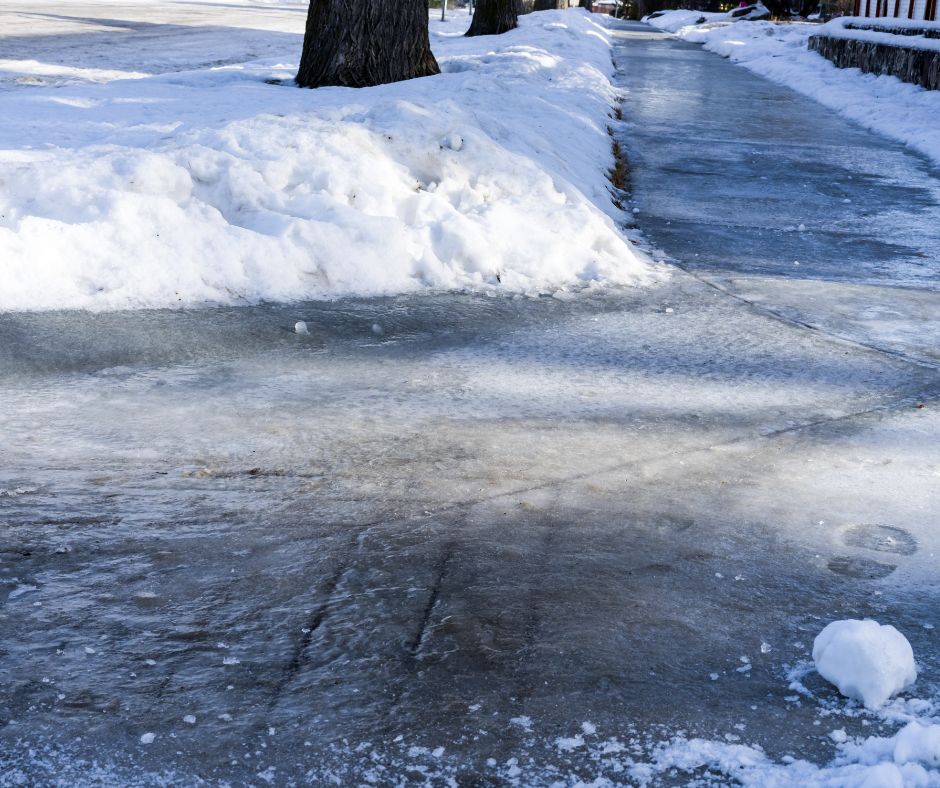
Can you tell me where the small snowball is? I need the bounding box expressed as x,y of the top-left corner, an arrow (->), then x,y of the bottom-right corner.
797,223 -> 806,232
183,715 -> 196,724
371,323 -> 384,336
582,721 -> 597,735
760,642 -> 772,654
813,619 -> 916,709
294,321 -> 309,335
445,133 -> 463,151
140,732 -> 156,744
829,728 -> 848,744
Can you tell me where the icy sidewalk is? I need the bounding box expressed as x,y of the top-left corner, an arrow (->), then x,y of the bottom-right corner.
611,20 -> 940,367
2,272 -> 939,784
598,21 -> 940,784
644,12 -> 940,167
0,3 -> 657,310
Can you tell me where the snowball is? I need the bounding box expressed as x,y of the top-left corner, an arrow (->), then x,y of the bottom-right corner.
294,321 -> 309,336
812,619 -> 916,709
371,323 -> 384,336
140,732 -> 155,744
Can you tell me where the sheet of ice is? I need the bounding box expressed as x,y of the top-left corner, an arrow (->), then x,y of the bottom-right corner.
0,4 -> 658,311
813,619 -> 917,710
645,13 -> 940,167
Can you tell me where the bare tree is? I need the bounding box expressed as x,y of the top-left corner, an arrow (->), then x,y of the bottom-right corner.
296,0 -> 440,88
467,0 -> 518,35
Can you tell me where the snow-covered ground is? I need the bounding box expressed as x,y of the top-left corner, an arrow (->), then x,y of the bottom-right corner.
0,2 -> 658,311
646,12 -> 940,167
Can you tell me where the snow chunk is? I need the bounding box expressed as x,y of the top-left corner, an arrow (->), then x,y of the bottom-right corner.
813,620 -> 916,709
139,732 -> 155,744
294,321 -> 309,336
892,721 -> 940,768
556,734 -> 585,751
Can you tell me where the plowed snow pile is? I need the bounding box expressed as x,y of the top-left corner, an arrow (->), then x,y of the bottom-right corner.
0,5 -> 658,311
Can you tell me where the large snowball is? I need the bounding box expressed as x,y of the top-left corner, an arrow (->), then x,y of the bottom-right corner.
813,619 -> 917,709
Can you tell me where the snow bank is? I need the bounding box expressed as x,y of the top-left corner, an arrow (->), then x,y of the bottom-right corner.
645,10 -> 722,33
813,619 -> 917,710
645,12 -> 940,166
821,17 -> 940,54
0,7 -> 658,312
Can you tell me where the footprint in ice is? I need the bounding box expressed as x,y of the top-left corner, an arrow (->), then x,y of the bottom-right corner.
827,555 -> 896,580
841,524 -> 917,556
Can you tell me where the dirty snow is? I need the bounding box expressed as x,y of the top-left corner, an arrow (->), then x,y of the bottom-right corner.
0,3 -> 657,312
645,13 -> 940,166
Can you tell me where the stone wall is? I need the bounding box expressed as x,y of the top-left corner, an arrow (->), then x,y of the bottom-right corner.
809,34 -> 940,89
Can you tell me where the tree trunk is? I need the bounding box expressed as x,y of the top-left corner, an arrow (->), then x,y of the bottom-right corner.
578,0 -> 592,9
466,0 -> 518,35
760,0 -> 791,17
533,0 -> 567,8
296,0 -> 440,89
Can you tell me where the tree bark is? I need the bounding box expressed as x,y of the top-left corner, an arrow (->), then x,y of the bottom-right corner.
760,0 -> 791,17
296,0 -> 440,89
533,0 -> 567,9
466,0 -> 519,35
578,0 -> 593,9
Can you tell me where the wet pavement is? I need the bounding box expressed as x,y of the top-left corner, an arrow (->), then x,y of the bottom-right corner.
2,20 -> 940,788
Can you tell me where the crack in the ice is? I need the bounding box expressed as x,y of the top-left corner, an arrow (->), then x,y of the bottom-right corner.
675,263 -> 940,373
267,560 -> 350,708
409,548 -> 453,657
401,382 -> 940,530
